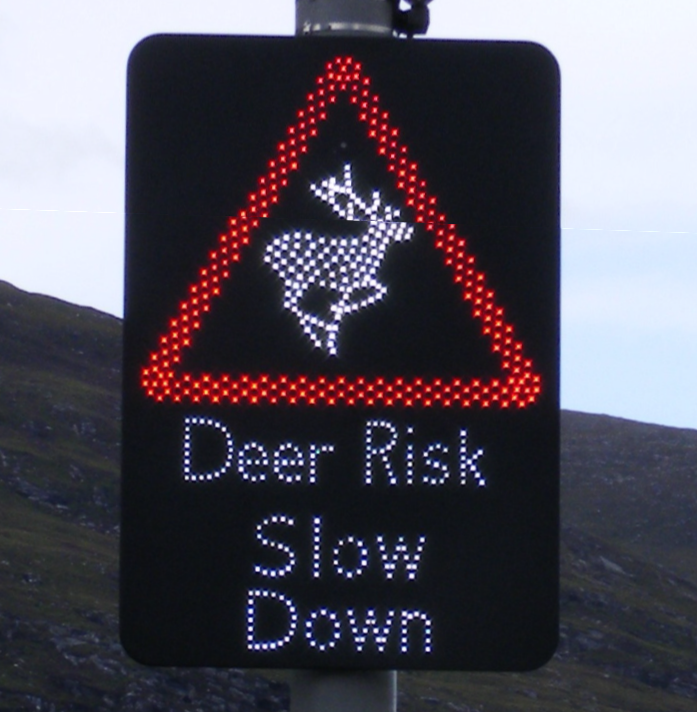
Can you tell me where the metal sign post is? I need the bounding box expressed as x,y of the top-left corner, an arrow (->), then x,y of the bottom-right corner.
292,5 -> 422,710
296,0 -> 392,36
292,671 -> 397,712
296,0 -> 431,38
294,7 -> 389,712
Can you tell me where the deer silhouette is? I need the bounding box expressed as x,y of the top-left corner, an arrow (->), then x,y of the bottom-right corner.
264,163 -> 414,356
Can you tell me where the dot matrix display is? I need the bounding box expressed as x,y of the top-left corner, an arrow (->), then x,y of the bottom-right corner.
122,35 -> 560,671
264,162 -> 415,356
138,52 -> 543,410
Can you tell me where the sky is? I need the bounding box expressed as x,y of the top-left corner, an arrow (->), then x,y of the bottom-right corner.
0,0 -> 695,430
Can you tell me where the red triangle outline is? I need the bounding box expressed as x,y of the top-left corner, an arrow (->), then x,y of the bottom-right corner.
140,55 -> 542,409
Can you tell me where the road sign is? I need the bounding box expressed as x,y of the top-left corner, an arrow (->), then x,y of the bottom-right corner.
121,35 -> 560,671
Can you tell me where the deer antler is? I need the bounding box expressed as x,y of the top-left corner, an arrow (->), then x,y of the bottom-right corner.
310,163 -> 402,222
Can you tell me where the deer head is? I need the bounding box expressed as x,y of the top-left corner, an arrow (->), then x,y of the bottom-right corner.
310,163 -> 404,224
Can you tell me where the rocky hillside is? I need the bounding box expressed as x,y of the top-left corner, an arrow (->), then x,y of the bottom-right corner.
0,280 -> 696,711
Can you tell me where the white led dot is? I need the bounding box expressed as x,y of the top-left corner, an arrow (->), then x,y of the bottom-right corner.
400,610 -> 433,654
376,534 -> 427,581
332,535 -> 370,580
364,419 -> 399,486
273,442 -> 304,484
347,608 -> 395,653
404,425 -> 416,486
312,515 -> 323,579
238,441 -> 269,483
305,608 -> 341,651
422,442 -> 450,486
246,589 -> 298,652
253,514 -> 296,579
182,415 -> 234,482
459,429 -> 486,487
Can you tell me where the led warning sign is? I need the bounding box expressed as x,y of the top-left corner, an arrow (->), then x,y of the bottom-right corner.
121,35 -> 560,671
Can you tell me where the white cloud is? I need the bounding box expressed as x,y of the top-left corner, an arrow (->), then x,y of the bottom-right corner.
0,209 -> 123,315
563,271 -> 697,336
562,233 -> 697,336
0,115 -> 120,188
561,232 -> 697,429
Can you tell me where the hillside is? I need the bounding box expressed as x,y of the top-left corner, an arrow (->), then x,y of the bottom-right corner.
562,410 -> 697,583
1,279 -> 696,711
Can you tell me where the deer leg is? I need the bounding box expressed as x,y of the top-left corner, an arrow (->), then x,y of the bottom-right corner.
340,279 -> 387,317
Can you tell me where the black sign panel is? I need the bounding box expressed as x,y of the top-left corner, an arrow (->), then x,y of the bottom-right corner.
122,34 -> 560,671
